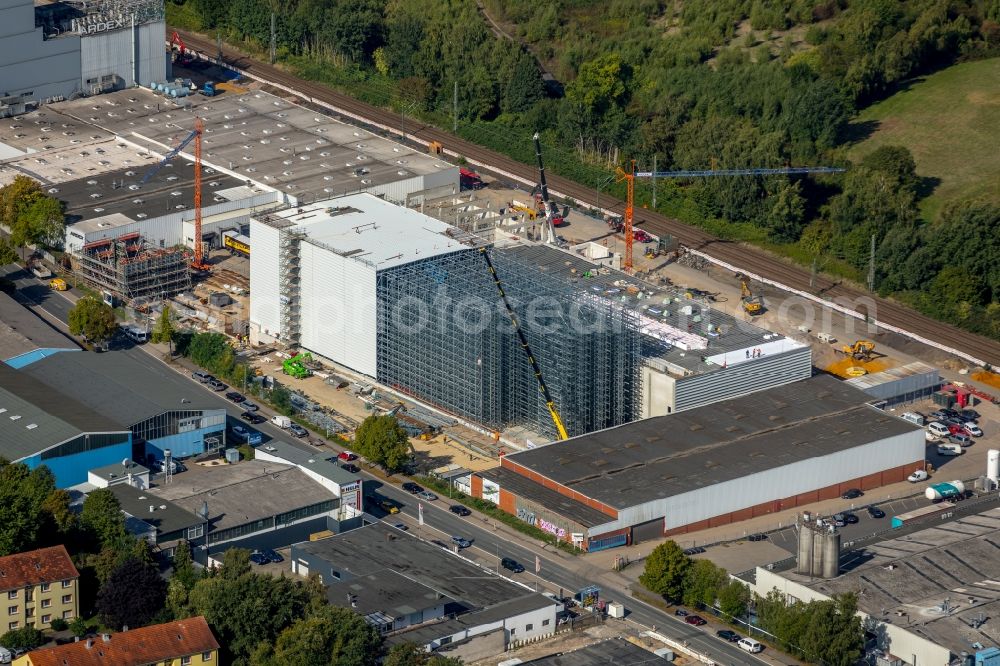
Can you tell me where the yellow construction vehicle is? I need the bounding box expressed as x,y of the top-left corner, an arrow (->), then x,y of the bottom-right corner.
737,274 -> 763,315
510,205 -> 538,221
838,340 -> 877,361
48,278 -> 67,291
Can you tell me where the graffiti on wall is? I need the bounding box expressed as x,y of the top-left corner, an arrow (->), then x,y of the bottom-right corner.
538,519 -> 566,539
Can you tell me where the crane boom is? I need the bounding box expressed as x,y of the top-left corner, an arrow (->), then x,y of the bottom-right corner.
635,167 -> 846,178
480,247 -> 569,441
138,128 -> 199,187
532,132 -> 558,244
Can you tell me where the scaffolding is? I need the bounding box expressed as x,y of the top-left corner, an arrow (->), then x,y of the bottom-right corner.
278,227 -> 306,348
73,235 -> 191,300
375,245 -> 642,438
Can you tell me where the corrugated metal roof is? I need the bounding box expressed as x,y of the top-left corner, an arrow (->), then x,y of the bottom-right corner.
23,351 -> 218,426
0,363 -> 128,461
844,361 -> 939,389
505,375 -> 921,509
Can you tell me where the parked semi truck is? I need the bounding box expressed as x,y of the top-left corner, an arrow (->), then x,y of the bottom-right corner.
925,480 -> 965,502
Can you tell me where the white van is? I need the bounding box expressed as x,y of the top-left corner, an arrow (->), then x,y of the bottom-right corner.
271,415 -> 292,429
927,422 -> 950,438
121,324 -> 148,343
901,411 -> 925,426
738,637 -> 764,653
937,443 -> 963,456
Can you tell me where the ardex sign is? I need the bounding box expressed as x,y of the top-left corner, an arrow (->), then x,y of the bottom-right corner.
73,18 -> 126,35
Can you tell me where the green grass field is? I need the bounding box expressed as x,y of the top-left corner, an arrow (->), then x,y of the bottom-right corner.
846,57 -> 1000,222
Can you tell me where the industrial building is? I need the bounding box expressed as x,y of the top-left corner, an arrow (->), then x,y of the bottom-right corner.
466,375 -> 925,551
146,459 -> 341,556
250,197 -> 643,438
254,439 -> 363,514
522,638 -> 671,665
20,350 -> 227,463
0,363 -> 133,487
753,504 -> 1000,666
0,0 -> 166,112
108,482 -> 206,558
845,360 -> 941,406
291,522 -> 560,661
0,289 -> 78,368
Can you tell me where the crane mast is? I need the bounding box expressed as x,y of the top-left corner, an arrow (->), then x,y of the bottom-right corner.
532,132 -> 558,244
480,247 -> 569,441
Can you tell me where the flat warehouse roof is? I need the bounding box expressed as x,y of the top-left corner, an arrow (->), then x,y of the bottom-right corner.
478,466 -> 612,527
296,522 -> 533,609
262,194 -> 483,269
59,162 -> 246,226
153,462 -> 333,532
109,484 -> 203,537
0,363 -> 127,460
23,351 -> 224,425
504,375 -> 921,509
522,638 -> 664,665
48,89 -> 455,200
794,506 -> 1000,657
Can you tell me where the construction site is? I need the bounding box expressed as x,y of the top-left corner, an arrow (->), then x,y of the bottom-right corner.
73,232 -> 191,299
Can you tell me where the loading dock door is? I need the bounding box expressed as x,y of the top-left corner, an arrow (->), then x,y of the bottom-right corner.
632,518 -> 665,544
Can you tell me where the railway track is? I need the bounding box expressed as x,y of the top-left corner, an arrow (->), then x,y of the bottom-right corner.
175,29 -> 1000,367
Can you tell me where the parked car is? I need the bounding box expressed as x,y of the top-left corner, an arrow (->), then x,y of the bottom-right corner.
673,609 -> 688,617
241,411 -> 265,424
225,391 -> 245,402
841,488 -> 863,499
942,408 -> 961,419
944,417 -> 965,427
392,523 -> 408,531
402,482 -> 423,494
867,505 -> 886,519
949,433 -> 972,447
262,549 -> 283,563
747,533 -> 768,541
501,557 -> 524,573
960,409 -> 981,421
249,551 -> 269,565
832,513 -> 847,527
207,379 -> 227,391
451,536 -> 471,549
271,415 -> 292,429
416,491 -> 438,501
683,547 -> 706,555
192,371 -> 213,383
450,505 -> 471,517
927,422 -> 951,438
963,423 -> 984,438
340,463 -> 360,473
716,630 -> 741,642
908,469 -> 929,483
929,410 -> 949,421
240,400 -> 259,412
338,451 -> 358,462
842,512 -> 859,524
231,425 -> 261,445
288,423 -> 308,438
684,615 -> 707,626
738,637 -> 764,653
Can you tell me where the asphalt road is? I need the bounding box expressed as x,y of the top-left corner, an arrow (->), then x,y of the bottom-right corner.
1,265 -> 766,665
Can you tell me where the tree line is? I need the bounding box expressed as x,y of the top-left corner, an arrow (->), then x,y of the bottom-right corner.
639,540 -> 865,666
168,0 -> 1000,341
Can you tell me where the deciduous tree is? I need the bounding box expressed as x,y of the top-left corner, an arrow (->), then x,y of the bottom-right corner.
354,415 -> 411,472
682,559 -> 727,609
68,296 -> 118,344
0,626 -> 45,650
81,488 -> 128,550
251,605 -> 381,666
639,540 -> 690,601
0,460 -> 56,556
96,557 -> 167,630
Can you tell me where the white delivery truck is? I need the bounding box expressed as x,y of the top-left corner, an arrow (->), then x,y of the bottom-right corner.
271,415 -> 292,429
